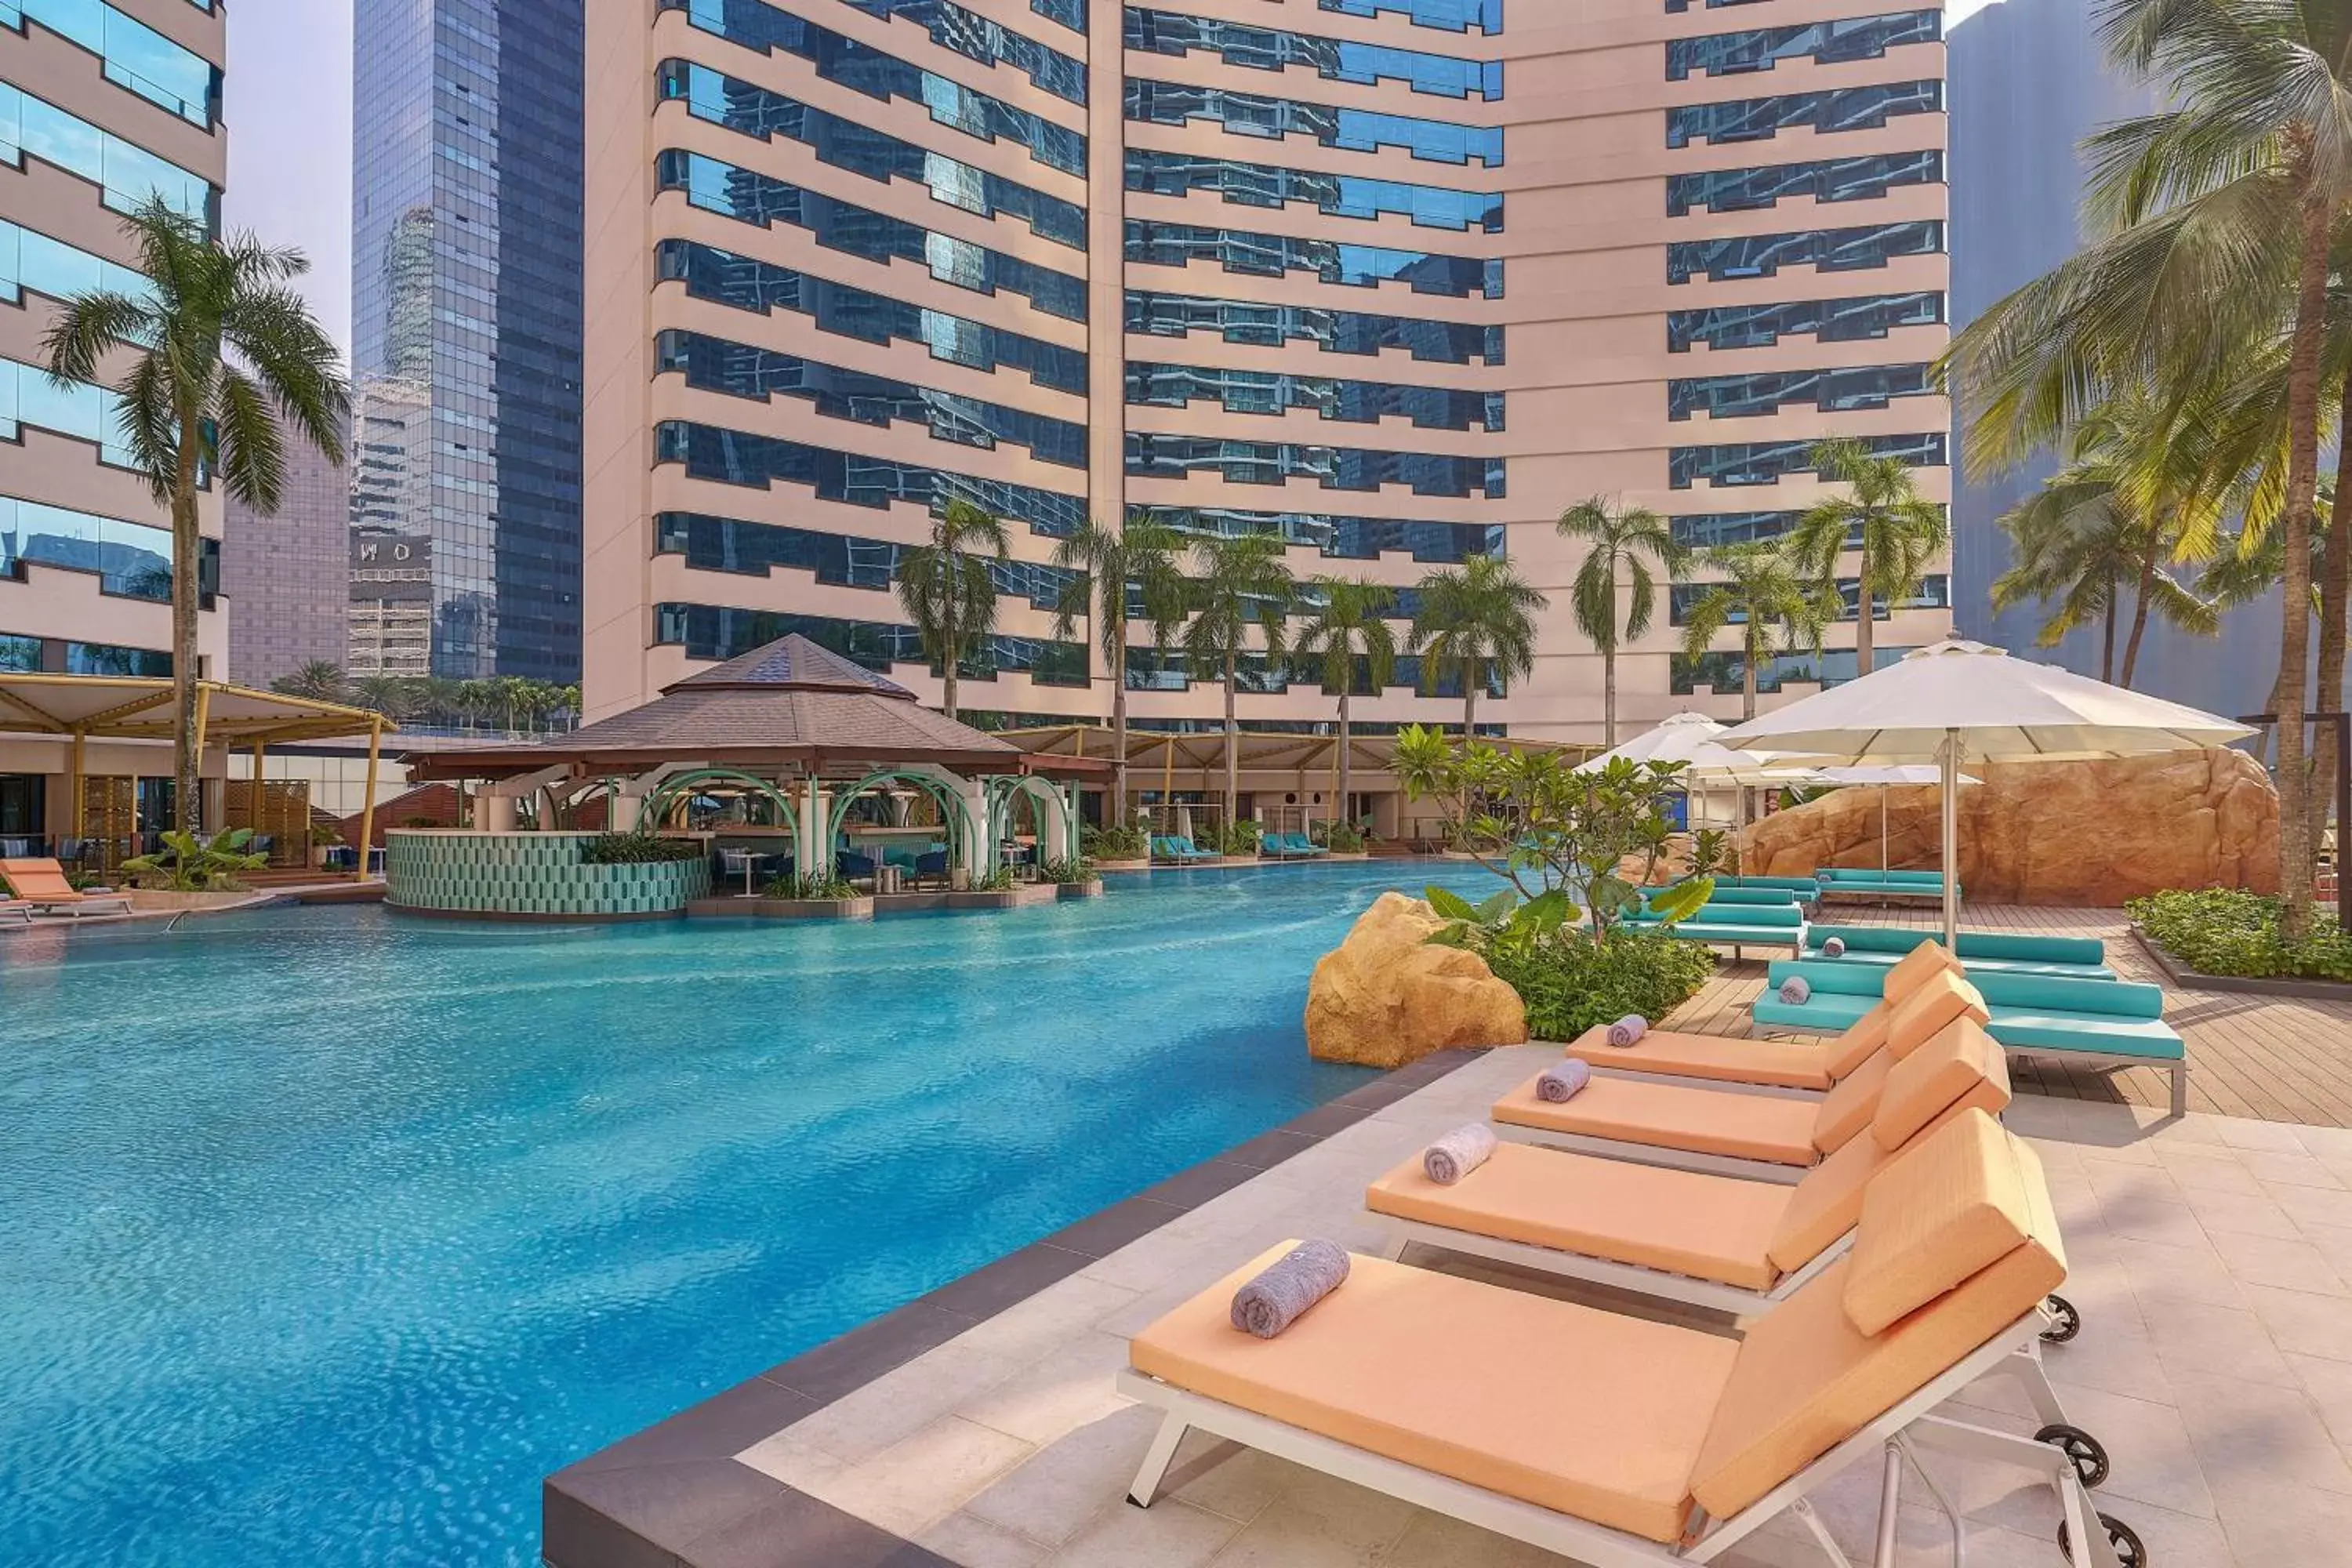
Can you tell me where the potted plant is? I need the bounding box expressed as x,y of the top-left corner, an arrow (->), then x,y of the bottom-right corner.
309,823 -> 344,870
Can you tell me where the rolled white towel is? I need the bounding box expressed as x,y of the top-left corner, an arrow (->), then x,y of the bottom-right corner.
1606,1014 -> 1648,1048
1537,1059 -> 1591,1103
1423,1123 -> 1497,1185
1230,1239 -> 1351,1338
1823,936 -> 1846,957
1780,975 -> 1812,1005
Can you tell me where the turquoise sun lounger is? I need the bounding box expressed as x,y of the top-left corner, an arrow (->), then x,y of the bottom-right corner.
1623,898 -> 1806,960
1800,924 -> 2114,979
1815,868 -> 1955,903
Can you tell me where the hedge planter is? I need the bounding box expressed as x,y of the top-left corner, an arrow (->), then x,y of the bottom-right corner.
386,830 -> 713,920
1055,879 -> 1106,899
1094,858 -> 1149,873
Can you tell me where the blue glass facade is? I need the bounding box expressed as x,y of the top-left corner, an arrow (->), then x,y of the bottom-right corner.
1127,434 -> 1504,498
1667,220 -> 1944,284
1667,151 -> 1944,217
1124,9 -> 1502,100
351,0 -> 583,682
1127,148 -> 1504,230
1669,432 -> 1946,488
1668,292 -> 1945,352
1126,506 -> 1500,563
1667,363 -> 1938,420
1124,78 -> 1504,165
1665,81 -> 1941,149
1127,361 -> 1504,430
1124,220 -> 1503,296
656,419 -> 1087,538
1126,289 -> 1502,363
1666,11 -> 1940,81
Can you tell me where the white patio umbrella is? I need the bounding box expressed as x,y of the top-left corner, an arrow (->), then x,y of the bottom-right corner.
1815,765 -> 1982,877
1720,639 -> 2255,945
1580,714 -> 1806,837
1574,710 -> 1730,771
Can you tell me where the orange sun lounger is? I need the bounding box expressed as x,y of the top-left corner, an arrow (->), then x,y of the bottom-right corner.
1122,1112 -> 2137,1568
0,858 -> 130,917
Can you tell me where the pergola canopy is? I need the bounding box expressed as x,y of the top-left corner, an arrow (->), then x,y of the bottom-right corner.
999,724 -> 1595,782
0,673 -> 390,746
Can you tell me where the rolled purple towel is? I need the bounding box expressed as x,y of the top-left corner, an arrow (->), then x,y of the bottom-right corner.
1823,936 -> 1847,958
1423,1123 -> 1497,1185
1606,1014 -> 1648,1048
1230,1240 -> 1352,1339
1780,975 -> 1812,1005
1537,1058 -> 1591,1103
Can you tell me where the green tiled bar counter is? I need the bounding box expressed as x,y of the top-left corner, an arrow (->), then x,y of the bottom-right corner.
385,831 -> 713,920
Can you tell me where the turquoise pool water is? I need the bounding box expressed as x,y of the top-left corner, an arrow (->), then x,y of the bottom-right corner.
0,860 -> 1493,1566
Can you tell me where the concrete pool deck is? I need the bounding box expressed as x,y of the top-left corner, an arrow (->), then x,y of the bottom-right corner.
544,1039 -> 2352,1568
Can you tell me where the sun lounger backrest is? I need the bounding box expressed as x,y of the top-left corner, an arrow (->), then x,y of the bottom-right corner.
0,858 -> 75,900
1882,939 -> 1962,1002
1883,970 -> 1990,1059
1690,1112 -> 2066,1522
1821,1002 -> 1892,1079
1871,1018 -> 2010,1149
1969,971 -> 2165,1020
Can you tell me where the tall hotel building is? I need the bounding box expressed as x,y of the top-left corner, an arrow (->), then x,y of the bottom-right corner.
0,0 -> 225,838
582,0 -> 1952,742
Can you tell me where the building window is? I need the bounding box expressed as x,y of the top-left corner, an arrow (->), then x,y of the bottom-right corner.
1126,289 -> 1502,364
1672,645 -> 1918,695
655,602 -> 1091,684
1668,292 -> 1944,352
1667,363 -> 1939,421
655,329 -> 1090,468
1124,9 -> 1503,100
659,241 -> 1087,394
1665,81 -> 1941,148
656,151 -> 1087,321
0,497 -> 222,602
1127,434 -> 1505,498
1125,220 -> 1504,298
655,512 -> 1082,608
0,83 -> 216,223
1319,0 -> 1501,34
1127,361 -> 1504,431
1124,78 -> 1504,166
1670,510 -> 1806,549
833,0 -> 1086,104
1126,150 -> 1504,232
4,0 -> 220,127
1672,576 -> 1948,626
1668,151 -> 1943,217
1666,11 -> 1940,81
1667,220 -> 1944,284
1127,505 -> 1501,562
654,419 -> 1087,537
1669,433 -> 1946,488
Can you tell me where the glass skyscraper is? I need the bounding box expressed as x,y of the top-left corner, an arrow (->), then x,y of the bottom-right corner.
350,0 -> 585,683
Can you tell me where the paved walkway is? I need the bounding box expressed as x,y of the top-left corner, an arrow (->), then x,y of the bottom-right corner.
1680,903 -> 2352,1128
728,1048 -> 2352,1567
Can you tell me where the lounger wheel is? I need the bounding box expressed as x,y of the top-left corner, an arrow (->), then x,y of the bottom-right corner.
2042,1294 -> 2082,1344
2034,1422 -> 2110,1488
2058,1511 -> 2146,1567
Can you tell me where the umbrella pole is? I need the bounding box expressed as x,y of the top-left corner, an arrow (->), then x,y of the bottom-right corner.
1881,786 -> 1889,877
1940,730 -> 1960,948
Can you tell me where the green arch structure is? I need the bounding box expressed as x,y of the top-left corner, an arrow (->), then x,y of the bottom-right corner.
826,768 -> 980,876
986,775 -> 1078,866
636,768 -> 804,862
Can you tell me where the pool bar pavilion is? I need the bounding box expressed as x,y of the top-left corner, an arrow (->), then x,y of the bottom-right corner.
394,635 -> 1104,920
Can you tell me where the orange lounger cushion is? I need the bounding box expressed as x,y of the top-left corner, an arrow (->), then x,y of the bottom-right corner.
1562,1026 -> 1835,1092
1366,1144 -> 1790,1292
1494,1073 -> 1824,1167
0,858 -> 82,902
1130,1244 -> 1740,1543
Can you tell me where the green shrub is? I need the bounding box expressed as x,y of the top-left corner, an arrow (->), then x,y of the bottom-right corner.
1210,821 -> 1263,855
582,831 -> 705,865
1037,857 -> 1095,884
968,867 -> 1018,892
1083,826 -> 1149,860
1483,927 -> 1719,1042
2126,887 -> 2352,981
1321,822 -> 1366,852
764,872 -> 858,900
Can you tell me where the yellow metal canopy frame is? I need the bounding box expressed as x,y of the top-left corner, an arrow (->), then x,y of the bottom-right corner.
0,672 -> 394,855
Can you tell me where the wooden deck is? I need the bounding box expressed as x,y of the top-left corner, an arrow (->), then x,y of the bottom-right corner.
1663,902 -> 2352,1128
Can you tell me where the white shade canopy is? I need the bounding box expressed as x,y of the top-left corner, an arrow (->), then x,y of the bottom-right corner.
1576,711 -> 1728,771
1818,765 -> 1981,787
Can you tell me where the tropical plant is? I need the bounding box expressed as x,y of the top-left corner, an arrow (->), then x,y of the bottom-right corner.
2129,887 -> 2352,981
1322,822 -> 1367,854
1686,827 -> 1731,884
1036,857 -> 1096,884
895,499 -> 1009,722
766,872 -> 859,901
1676,541 -> 1834,719
579,831 -> 703,865
1786,439 -> 1952,681
967,866 -> 1018,892
1179,533 -> 1297,815
1410,555 -> 1546,739
120,828 -> 270,891
1291,576 -> 1399,817
272,660 -> 347,702
1210,819 -> 1263,856
1557,497 -> 1689,747
1051,517 -> 1186,813
1478,924 -> 1720,1043
45,199 -> 348,832
1081,824 -> 1150,861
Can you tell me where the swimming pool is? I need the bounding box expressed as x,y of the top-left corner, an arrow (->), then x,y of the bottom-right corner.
0,860 -> 1494,1566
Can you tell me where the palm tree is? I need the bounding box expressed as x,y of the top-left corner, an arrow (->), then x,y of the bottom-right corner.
1677,541 -> 1833,720
1786,439 -> 1951,681
1051,517 -> 1185,818
272,660 -> 347,702
1410,555 -> 1544,738
1292,577 -> 1399,820
45,198 -> 347,831
895,499 -> 1009,723
349,675 -> 416,722
1557,497 -> 1687,747
1180,534 -> 1297,819
1940,0 -> 2352,937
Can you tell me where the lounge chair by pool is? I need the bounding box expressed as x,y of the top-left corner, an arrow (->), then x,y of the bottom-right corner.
1802,924 -> 2114,979
0,858 -> 131,917
1621,898 -> 1806,960
1816,867 -> 1955,903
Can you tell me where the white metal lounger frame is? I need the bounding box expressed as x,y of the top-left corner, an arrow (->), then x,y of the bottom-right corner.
1490,1118 -> 1814,1185
1117,1305 -> 2129,1568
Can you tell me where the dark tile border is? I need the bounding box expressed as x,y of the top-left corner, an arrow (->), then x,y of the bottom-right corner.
2133,927 -> 2352,1001
542,1047 -> 1490,1568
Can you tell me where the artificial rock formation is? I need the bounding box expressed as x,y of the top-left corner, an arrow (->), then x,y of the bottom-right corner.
1305,891 -> 1529,1068
1740,747 -> 2278,906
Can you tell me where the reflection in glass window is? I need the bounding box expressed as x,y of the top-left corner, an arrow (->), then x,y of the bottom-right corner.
1673,644 -> 1917,695
1125,78 -> 1502,166
655,419 -> 1087,536
1127,503 -> 1501,562
1125,289 -> 1501,363
66,641 -> 172,677
657,151 -> 1087,321
1672,576 -> 1948,625
1127,149 -> 1503,231
1670,433 -> 1945,488
1124,9 -> 1501,100
656,601 -> 1090,684
1,0 -> 219,126
1667,81 -> 1941,148
1320,0 -> 1501,34
0,496 -> 178,600
1125,220 -> 1503,297
1668,221 -> 1943,284
0,356 -> 143,468
1668,363 -> 1938,420
659,241 -> 1086,393
1668,292 -> 1944,352
1127,361 -> 1504,431
660,63 -> 1083,247
1670,510 -> 1805,549
1668,151 -> 1942,216
655,0 -> 1086,176
1667,11 -> 1940,81
834,0 -> 1086,103
1127,434 -> 1504,497
0,218 -> 154,306
0,633 -> 37,671
655,511 -> 1080,607
0,83 -> 214,222
1665,0 -> 1770,11
656,329 -> 1088,467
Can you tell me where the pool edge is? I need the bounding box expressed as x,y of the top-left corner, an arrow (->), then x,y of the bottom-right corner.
539,1047 -> 1490,1568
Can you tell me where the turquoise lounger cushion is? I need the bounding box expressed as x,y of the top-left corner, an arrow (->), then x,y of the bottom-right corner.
1754,993 -> 1876,1032
1985,1011 -> 2184,1060
1804,948 -> 2115,981
1660,922 -> 1808,946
